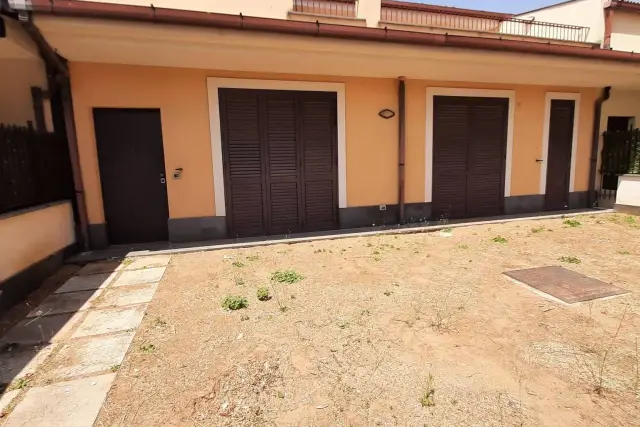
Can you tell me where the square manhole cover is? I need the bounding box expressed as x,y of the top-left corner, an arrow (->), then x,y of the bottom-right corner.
504,266 -> 629,304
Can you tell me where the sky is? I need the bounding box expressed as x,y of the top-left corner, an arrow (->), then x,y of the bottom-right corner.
421,0 -> 565,14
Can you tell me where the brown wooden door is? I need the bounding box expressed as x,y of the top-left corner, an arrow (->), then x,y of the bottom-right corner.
545,99 -> 575,211
432,96 -> 508,220
93,108 -> 169,244
220,89 -> 337,237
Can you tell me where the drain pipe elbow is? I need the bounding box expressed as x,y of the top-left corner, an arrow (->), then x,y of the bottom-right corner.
589,86 -> 612,208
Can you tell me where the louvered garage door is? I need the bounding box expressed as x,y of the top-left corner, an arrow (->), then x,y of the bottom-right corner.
432,96 -> 508,220
219,89 -> 338,237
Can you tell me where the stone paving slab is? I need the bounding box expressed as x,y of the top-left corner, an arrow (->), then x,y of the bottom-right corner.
0,345 -> 53,383
51,332 -> 134,379
55,272 -> 116,294
0,312 -> 84,346
27,290 -> 102,318
0,389 -> 19,415
3,373 -> 116,427
93,283 -> 158,308
77,261 -> 122,276
72,305 -> 146,338
113,267 -> 166,287
125,255 -> 171,271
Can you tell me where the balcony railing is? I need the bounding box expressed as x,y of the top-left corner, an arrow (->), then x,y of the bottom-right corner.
380,4 -> 590,43
292,0 -> 358,18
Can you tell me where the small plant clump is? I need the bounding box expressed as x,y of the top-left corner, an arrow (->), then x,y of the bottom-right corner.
458,244 -> 469,249
559,255 -> 581,264
140,343 -> 156,353
232,261 -> 245,268
492,236 -> 508,244
257,287 -> 271,301
270,270 -> 304,284
531,226 -> 545,233
110,364 -> 121,372
625,216 -> 636,224
153,317 -> 167,327
246,255 -> 260,261
563,219 -> 581,227
11,376 -> 31,390
619,250 -> 631,255
420,373 -> 436,407
222,295 -> 248,310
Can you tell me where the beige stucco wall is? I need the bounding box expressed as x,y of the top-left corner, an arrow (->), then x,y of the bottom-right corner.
70,62 -> 597,225
616,175 -> 640,207
0,18 -> 49,127
516,0 -> 605,45
0,202 -> 75,283
73,0 -> 384,27
0,59 -> 49,127
610,11 -> 640,52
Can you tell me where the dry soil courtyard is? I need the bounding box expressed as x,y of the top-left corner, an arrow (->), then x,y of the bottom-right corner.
93,213 -> 640,427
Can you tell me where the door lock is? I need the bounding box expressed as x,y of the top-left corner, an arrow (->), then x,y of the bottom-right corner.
160,173 -> 166,184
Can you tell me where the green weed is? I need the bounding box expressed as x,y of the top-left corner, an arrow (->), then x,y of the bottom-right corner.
564,219 -> 581,227
222,295 -> 248,310
257,287 -> 271,301
559,255 -> 581,264
270,270 -> 304,284
492,236 -> 507,244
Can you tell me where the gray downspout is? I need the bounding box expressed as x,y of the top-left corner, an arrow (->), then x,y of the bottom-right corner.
589,86 -> 611,208
398,77 -> 406,224
19,12 -> 90,250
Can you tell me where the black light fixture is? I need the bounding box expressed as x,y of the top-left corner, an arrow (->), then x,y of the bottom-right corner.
378,109 -> 395,119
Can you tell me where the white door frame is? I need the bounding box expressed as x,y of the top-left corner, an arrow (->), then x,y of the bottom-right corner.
425,87 -> 516,203
539,92 -> 581,195
206,78 -> 347,217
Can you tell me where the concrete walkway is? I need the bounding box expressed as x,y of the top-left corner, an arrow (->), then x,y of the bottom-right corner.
0,255 -> 170,426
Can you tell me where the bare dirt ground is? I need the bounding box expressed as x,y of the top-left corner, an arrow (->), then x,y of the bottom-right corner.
96,213 -> 640,427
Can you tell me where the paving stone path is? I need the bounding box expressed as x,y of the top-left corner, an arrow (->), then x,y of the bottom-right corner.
0,255 -> 170,426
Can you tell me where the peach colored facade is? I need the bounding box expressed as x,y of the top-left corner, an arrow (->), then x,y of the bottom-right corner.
0,202 -> 75,283
70,62 -> 597,227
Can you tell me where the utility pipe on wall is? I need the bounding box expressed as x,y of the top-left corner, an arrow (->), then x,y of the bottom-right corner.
398,76 -> 406,224
589,86 -> 611,208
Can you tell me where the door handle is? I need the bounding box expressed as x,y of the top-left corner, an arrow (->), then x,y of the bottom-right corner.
160,173 -> 166,184
536,159 -> 544,163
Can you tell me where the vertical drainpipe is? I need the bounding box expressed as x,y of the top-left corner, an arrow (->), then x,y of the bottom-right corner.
398,77 -> 407,225
589,86 -> 611,208
60,78 -> 90,251
19,13 -> 91,251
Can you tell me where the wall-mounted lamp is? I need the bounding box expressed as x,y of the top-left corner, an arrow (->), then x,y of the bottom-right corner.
379,109 -> 396,119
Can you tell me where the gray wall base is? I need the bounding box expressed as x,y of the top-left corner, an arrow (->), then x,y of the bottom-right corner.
614,204 -> 640,216
88,223 -> 108,250
168,216 -> 227,243
339,203 -> 431,229
504,195 -> 545,215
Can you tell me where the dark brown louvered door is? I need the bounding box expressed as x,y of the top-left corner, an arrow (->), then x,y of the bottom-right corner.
220,89 -> 337,237
264,92 -> 302,235
432,96 -> 508,220
219,90 -> 266,236
300,92 -> 338,231
545,99 -> 575,211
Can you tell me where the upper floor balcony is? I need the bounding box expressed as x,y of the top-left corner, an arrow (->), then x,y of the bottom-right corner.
379,1 -> 591,45
286,0 -> 591,45
292,0 -> 358,19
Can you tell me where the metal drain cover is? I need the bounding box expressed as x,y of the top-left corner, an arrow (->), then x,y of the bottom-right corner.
504,266 -> 629,304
